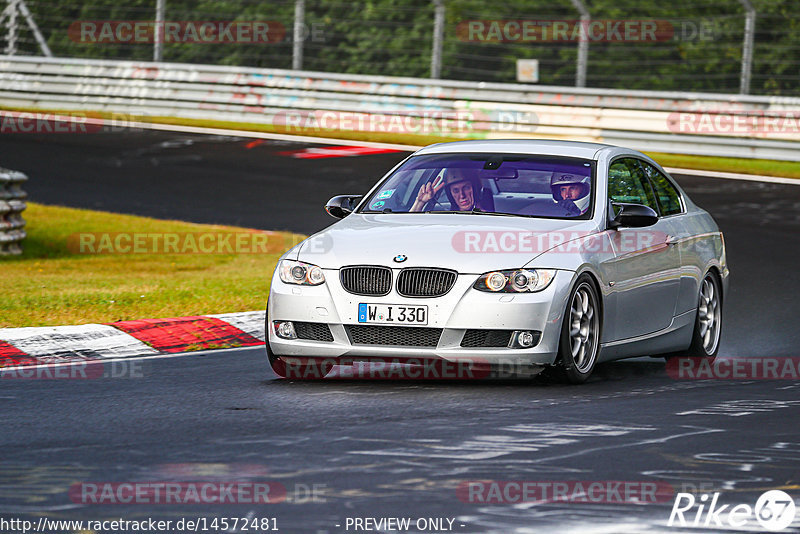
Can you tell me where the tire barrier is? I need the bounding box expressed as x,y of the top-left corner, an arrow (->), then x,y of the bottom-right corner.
0,167 -> 27,255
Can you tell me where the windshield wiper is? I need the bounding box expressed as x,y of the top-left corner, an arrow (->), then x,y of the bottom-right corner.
424,207 -> 522,217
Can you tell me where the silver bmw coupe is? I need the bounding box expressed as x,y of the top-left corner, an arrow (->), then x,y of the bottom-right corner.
266,139 -> 728,383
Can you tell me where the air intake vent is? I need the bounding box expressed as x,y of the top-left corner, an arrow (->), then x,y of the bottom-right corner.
345,325 -> 442,347
461,329 -> 513,348
294,322 -> 334,342
340,266 -> 392,296
396,268 -> 457,298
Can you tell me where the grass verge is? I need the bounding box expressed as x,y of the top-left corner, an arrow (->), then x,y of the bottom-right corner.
0,203 -> 303,328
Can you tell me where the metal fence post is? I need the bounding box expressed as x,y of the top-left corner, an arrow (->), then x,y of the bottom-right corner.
738,0 -> 756,95
431,0 -> 445,79
17,0 -> 52,57
1,0 -> 52,56
3,0 -> 19,56
570,0 -> 589,88
293,0 -> 305,70
154,0 -> 165,61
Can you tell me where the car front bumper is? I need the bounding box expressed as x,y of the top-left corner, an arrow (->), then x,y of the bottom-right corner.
267,268 -> 575,366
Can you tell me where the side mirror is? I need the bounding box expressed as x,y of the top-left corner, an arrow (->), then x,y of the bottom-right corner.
610,202 -> 658,228
325,195 -> 363,219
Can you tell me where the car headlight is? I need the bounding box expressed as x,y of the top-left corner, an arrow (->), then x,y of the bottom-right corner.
279,260 -> 325,286
474,269 -> 556,293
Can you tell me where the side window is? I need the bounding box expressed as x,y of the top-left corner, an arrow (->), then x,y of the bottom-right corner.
608,159 -> 658,212
641,162 -> 683,216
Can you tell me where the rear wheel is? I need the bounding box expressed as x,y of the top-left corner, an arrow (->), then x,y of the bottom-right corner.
668,272 -> 722,359
548,275 -> 601,384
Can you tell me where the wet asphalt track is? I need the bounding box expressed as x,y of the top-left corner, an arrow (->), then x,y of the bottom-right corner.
1,130 -> 800,532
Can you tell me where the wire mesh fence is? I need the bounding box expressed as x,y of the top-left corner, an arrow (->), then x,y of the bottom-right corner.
2,0 -> 799,96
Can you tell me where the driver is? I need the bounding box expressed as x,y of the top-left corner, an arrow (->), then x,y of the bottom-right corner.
410,168 -> 479,212
551,173 -> 591,216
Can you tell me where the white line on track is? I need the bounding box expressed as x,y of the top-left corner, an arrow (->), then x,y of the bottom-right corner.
663,166 -> 800,186
126,118 -> 415,151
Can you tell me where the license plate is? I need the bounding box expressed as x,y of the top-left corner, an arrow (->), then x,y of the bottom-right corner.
358,303 -> 428,325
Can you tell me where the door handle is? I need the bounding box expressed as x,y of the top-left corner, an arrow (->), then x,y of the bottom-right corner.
666,235 -> 680,245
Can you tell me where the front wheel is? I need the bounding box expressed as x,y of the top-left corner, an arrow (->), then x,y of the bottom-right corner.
548,275 -> 601,384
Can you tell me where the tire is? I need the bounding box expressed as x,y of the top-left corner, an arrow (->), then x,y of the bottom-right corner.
668,271 -> 722,359
547,275 -> 601,384
265,305 -> 333,379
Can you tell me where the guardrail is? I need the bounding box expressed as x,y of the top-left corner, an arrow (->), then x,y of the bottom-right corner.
0,167 -> 27,255
1,55 -> 800,161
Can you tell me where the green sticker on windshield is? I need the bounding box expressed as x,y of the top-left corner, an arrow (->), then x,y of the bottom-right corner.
371,200 -> 386,209
376,189 -> 395,199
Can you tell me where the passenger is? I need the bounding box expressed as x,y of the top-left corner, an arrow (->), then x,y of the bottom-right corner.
551,173 -> 591,216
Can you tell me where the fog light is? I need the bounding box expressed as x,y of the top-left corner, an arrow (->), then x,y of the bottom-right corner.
510,330 -> 539,349
275,321 -> 297,339
518,331 -> 535,347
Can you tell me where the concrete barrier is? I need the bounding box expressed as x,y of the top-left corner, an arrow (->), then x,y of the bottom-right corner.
2,55 -> 799,161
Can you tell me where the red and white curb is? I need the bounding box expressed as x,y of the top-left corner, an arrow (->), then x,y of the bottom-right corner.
0,311 -> 266,367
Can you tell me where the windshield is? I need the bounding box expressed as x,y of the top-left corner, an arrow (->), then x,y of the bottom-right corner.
359,153 -> 595,219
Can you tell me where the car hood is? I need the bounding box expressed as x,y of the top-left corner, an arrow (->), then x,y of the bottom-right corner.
296,213 -> 599,273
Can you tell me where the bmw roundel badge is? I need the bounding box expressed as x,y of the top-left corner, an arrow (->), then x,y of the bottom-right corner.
393,254 -> 407,263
